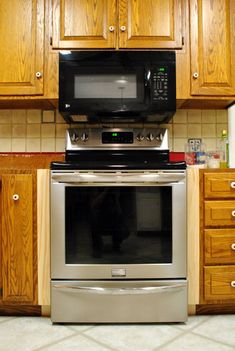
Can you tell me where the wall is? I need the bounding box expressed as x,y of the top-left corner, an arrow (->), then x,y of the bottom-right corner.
0,109 -> 228,152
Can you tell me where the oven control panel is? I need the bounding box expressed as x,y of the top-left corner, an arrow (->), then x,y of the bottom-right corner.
66,128 -> 169,150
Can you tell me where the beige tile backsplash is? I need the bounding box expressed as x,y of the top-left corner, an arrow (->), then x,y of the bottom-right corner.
0,109 -> 228,152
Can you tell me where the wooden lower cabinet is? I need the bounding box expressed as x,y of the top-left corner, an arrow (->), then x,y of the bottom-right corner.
200,169 -> 235,309
0,171 -> 37,307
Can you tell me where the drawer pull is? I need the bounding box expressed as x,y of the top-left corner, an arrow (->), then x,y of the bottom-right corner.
232,210 -> 235,217
231,281 -> 235,288
231,243 -> 235,250
231,182 -> 235,189
12,194 -> 19,201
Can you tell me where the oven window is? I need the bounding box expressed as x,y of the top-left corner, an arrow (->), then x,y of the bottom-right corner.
74,74 -> 137,99
65,186 -> 172,264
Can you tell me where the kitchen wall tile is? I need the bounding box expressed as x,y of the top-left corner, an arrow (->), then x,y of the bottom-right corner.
41,138 -> 55,152
187,124 -> 202,138
187,110 -> 202,123
173,110 -> 187,124
204,138 -> 217,151
0,125 -> 12,137
216,110 -> 228,123
12,124 -> 26,138
42,110 -> 55,123
201,110 -> 216,123
202,124 -> 216,137
27,124 -> 41,138
173,124 -> 187,138
12,138 -> 26,152
0,138 -> 11,152
56,124 -> 68,138
0,110 -> 12,124
56,111 -> 66,123
173,138 -> 186,152
41,124 -> 56,138
27,110 -> 42,124
26,138 -> 41,152
12,110 -> 27,124
55,138 -> 66,152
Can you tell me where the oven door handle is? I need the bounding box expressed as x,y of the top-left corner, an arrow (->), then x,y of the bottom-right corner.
52,283 -> 186,295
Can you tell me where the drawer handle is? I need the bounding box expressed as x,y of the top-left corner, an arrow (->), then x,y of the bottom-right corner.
231,182 -> 235,189
231,281 -> 235,288
231,243 -> 235,250
232,210 -> 235,217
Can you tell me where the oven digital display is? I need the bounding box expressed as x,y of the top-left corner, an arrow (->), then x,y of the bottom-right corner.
102,132 -> 133,144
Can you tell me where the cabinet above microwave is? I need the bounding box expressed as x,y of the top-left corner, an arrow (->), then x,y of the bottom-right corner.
59,51 -> 176,124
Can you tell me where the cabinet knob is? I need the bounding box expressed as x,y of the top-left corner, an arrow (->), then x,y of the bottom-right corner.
12,194 -> 19,201
36,71 -> 42,78
231,243 -> 235,250
231,281 -> 235,288
120,25 -> 126,32
231,182 -> 235,189
232,210 -> 235,217
109,26 -> 115,32
193,72 -> 199,79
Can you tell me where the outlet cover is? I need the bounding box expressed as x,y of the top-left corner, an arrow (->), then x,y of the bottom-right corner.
188,138 -> 201,152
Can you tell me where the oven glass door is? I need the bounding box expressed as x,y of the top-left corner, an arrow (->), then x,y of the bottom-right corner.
65,186 -> 172,264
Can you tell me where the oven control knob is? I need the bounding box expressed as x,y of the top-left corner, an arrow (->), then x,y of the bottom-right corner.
81,132 -> 88,142
146,133 -> 154,141
71,132 -> 79,143
136,133 -> 144,142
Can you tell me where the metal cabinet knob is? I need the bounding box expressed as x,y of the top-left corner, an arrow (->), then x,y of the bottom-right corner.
231,182 -> 235,189
120,25 -> 126,32
13,194 -> 19,201
231,281 -> 235,288
232,210 -> 235,217
231,243 -> 235,250
36,72 -> 42,78
193,72 -> 199,79
109,26 -> 115,32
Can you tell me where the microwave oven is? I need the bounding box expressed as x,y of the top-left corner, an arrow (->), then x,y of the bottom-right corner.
59,51 -> 176,124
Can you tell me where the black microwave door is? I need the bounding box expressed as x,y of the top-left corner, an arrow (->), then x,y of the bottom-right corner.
59,64 -> 149,116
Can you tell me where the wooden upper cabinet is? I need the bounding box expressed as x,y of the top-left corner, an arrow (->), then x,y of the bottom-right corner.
119,0 -> 183,49
52,0 -> 117,49
190,0 -> 235,96
52,0 -> 183,49
0,0 -> 44,95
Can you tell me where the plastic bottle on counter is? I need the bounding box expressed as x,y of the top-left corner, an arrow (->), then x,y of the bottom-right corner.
219,129 -> 229,168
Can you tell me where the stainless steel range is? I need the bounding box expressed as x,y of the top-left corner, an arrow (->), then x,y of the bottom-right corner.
50,127 -> 187,323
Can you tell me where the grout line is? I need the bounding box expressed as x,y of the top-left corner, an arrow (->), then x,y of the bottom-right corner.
81,332 -> 120,351
190,330 -> 235,349
32,331 -> 78,351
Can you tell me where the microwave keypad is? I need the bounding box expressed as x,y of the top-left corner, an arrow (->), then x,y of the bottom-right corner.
153,71 -> 168,101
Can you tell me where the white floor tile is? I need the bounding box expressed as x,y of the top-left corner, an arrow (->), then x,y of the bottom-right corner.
84,324 -> 183,351
192,315 -> 235,347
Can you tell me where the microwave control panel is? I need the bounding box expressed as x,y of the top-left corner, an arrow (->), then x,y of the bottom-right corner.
152,67 -> 168,102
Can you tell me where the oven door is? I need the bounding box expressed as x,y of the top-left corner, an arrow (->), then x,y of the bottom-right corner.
50,170 -> 186,279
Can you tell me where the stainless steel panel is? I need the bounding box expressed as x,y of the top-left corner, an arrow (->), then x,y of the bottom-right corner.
51,280 -> 188,323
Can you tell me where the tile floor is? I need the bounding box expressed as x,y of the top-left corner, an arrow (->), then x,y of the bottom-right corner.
0,315 -> 234,351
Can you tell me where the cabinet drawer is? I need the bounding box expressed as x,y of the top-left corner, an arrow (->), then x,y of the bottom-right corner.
204,266 -> 235,302
204,229 -> 235,264
204,173 -> 235,199
204,200 -> 235,226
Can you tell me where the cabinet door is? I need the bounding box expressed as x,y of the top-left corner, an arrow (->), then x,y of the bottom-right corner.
52,0 -> 117,49
0,0 -> 44,95
1,173 -> 37,304
119,0 -> 183,49
190,0 -> 235,95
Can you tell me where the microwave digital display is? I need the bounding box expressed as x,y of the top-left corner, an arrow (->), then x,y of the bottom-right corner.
74,74 -> 137,99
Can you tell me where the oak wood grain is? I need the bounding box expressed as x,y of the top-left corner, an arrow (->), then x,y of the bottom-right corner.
204,172 -> 235,199
204,266 -> 235,302
1,173 -> 36,303
0,0 -> 44,95
204,229 -> 235,265
204,200 -> 235,227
